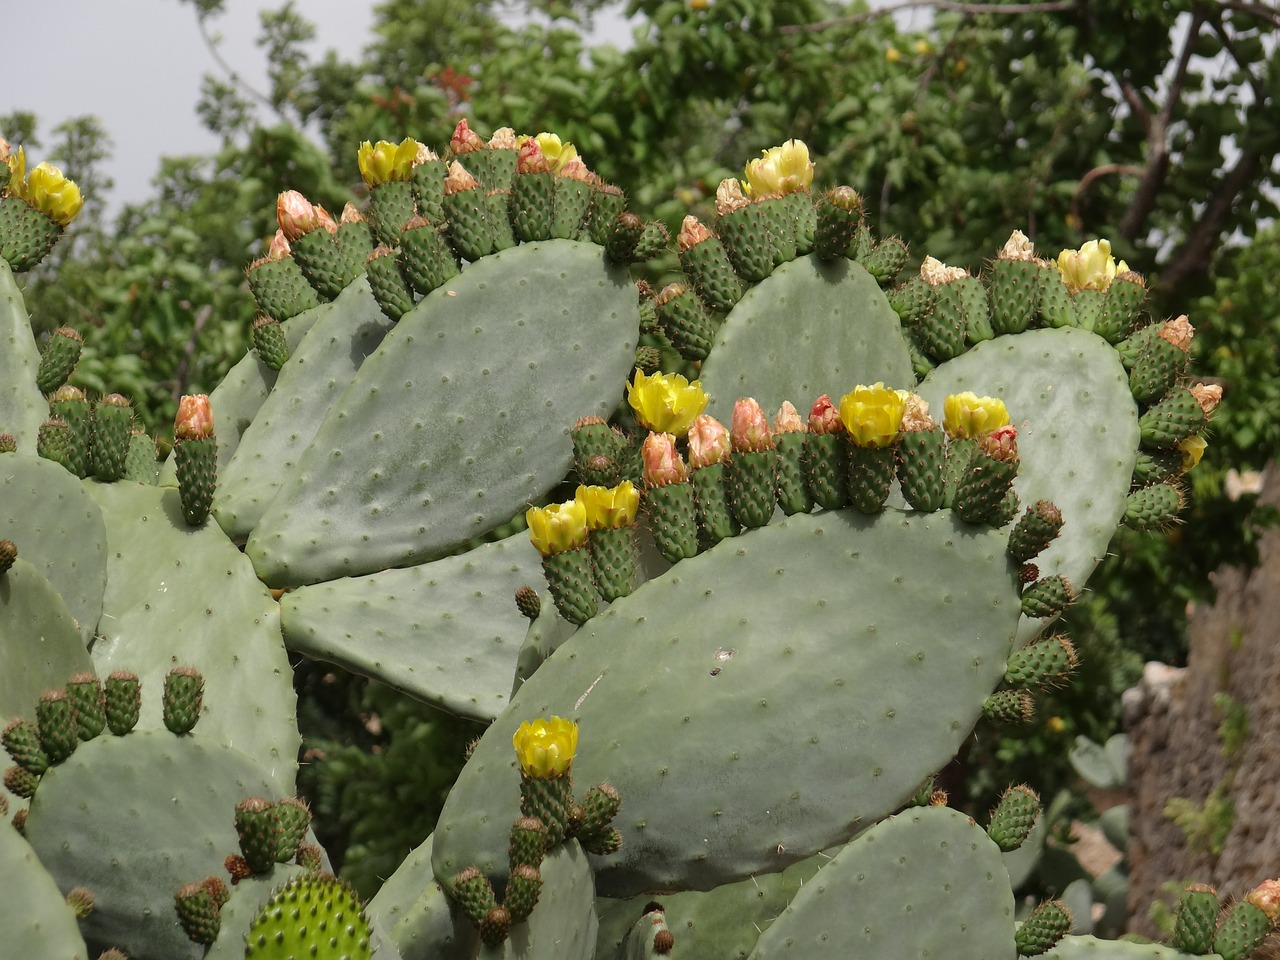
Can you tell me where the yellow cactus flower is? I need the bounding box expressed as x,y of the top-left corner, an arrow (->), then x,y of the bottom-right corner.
1178,435 -> 1207,473
534,132 -> 578,173
1055,239 -> 1130,293
526,499 -> 589,556
627,369 -> 708,438
357,137 -> 421,186
943,392 -> 1010,439
11,159 -> 84,226
512,716 -> 579,779
839,383 -> 908,449
742,140 -> 814,198
575,482 -> 640,531
6,144 -> 25,194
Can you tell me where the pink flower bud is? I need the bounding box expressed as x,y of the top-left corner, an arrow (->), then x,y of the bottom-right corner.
175,394 -> 215,441
266,229 -> 291,261
807,395 -> 842,436
677,216 -> 713,252
642,432 -> 688,487
450,118 -> 485,154
488,127 -> 518,150
731,398 -> 773,453
687,415 -> 731,469
558,157 -> 593,182
980,424 -> 1019,463
1189,383 -> 1222,416
276,191 -> 335,241
772,401 -> 806,435
445,160 -> 480,195
1246,879 -> 1280,924
517,137 -> 552,174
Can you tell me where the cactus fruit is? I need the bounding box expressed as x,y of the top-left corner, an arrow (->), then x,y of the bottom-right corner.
66,672 -> 106,740
0,538 -> 14,574
162,667 -> 205,735
35,690 -> 78,763
1213,900 -> 1273,960
235,797 -> 282,875
242,873 -> 373,960
35,326 -> 83,394
1015,898 -> 1072,955
986,783 -> 1042,851
103,671 -> 141,736
1170,884 -> 1218,955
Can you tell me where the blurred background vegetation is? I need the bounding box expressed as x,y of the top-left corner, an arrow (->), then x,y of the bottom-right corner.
6,0 -> 1278,900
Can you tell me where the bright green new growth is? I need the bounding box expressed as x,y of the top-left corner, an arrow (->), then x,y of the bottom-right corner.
243,874 -> 373,960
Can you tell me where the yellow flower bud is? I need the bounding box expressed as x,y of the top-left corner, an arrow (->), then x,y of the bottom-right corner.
839,383 -> 907,449
534,132 -> 578,173
943,392 -> 1010,439
12,160 -> 84,226
357,137 -> 421,186
1178,435 -> 1207,473
512,716 -> 579,779
526,500 -> 589,556
1055,239 -> 1128,293
742,140 -> 814,198
626,369 -> 708,438
575,482 -> 640,531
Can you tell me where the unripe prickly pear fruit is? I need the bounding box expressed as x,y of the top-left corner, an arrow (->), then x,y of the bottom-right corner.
1020,575 -> 1076,619
2,718 -> 48,774
1004,635 -> 1078,689
505,864 -> 543,923
103,671 -> 141,735
35,690 -> 78,763
173,394 -> 217,526
36,326 -> 82,394
1007,500 -> 1064,563
580,825 -> 623,855
162,666 -> 204,734
65,886 -> 94,919
234,796 -> 281,874
66,672 -> 106,740
0,539 -> 14,574
174,881 -> 223,945
1124,482 -> 1184,531
1014,899 -> 1071,955
1214,899 -> 1273,960
274,796 -> 312,862
0,434 -> 14,454
514,586 -> 542,621
480,904 -> 512,947
986,783 -> 1041,851
452,866 -> 498,926
250,314 -> 290,370
983,690 -> 1035,724
1171,884 -> 1219,954
509,815 -> 548,870
3,763 -> 38,798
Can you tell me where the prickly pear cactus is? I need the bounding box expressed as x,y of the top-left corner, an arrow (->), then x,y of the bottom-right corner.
0,125 -> 1243,960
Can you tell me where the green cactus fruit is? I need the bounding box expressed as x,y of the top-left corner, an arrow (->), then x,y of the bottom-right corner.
887,275 -> 937,325
162,666 -> 205,734
1015,898 -> 1072,955
398,215 -> 460,296
1124,482 -> 1184,531
411,156 -> 447,223
65,672 -> 106,740
846,443 -> 896,514
1139,387 -> 1207,446
443,184 -> 497,261
716,204 -> 776,282
335,214 -> 374,278
756,195 -> 800,267
175,881 -> 222,946
1213,900 -> 1272,960
243,873 -> 373,960
0,193 -> 63,272
860,236 -> 909,286
575,782 -> 622,837
690,463 -> 738,546
0,538 -> 13,575
49,385 -> 93,478
572,417 -> 624,487
774,430 -> 812,515
250,314 -> 290,371
587,184 -> 626,246
1128,336 -> 1189,404
124,429 -> 159,484
65,886 -> 94,919
579,825 -> 623,855
103,670 -> 141,735
289,226 -> 354,301
955,274 -> 994,342
519,770 -> 575,849
915,280 -> 967,361
367,179 -> 418,248
235,796 -> 282,875
1132,447 -> 1182,486
1071,288 -> 1106,333
554,176 -> 592,240
511,170 -> 555,242
1037,265 -> 1074,328
606,211 -> 646,263
364,245 -> 416,321
814,186 -> 862,260
539,546 -> 599,626
35,326 -> 82,394
804,431 -> 848,510
35,690 -> 77,763
3,763 -> 38,798
1007,500 -> 1065,564
1021,575 -> 1076,620
514,586 -> 542,621
490,190 -> 517,251
0,433 -> 14,453
2,718 -> 48,775
983,689 -> 1035,724
632,220 -> 671,263
952,448 -> 1018,524
589,526 -> 639,603
463,146 -> 518,193
1098,273 -> 1147,342
912,335 -> 941,381
174,433 -> 217,526
896,425 -> 947,512
504,864 -> 543,924
452,866 -> 498,926
36,417 -> 72,471
478,904 -> 512,947
987,257 -> 1042,335
1170,884 -> 1219,955
787,191 -> 817,255
12,807 -> 26,833
986,783 -> 1042,851
274,796 -> 312,863
729,449 -> 779,528
245,253 -> 323,322
1116,321 -> 1166,369
654,283 -> 716,361
645,481 -> 700,562
678,220 -> 744,312
509,816 -> 548,871
634,344 -> 663,374
1004,635 -> 1078,689
91,393 -> 133,481
296,842 -> 324,872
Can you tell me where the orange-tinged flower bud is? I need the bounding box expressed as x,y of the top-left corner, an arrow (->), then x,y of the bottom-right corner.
642,432 -> 688,487
1178,435 -> 1206,473
1158,315 -> 1194,352
715,177 -> 750,216
687,414 -> 731,468
0,137 -> 8,163
1246,879 -> 1280,924
980,424 -> 1019,462
450,118 -> 485,154
839,383 -> 907,448
558,157 -> 593,182
276,191 -> 335,241
517,138 -> 552,175
526,500 -> 589,556
175,394 -> 214,441
999,230 -> 1036,262
808,395 -> 843,435
357,137 -> 421,186
943,392 -> 1010,439
1189,383 -> 1222,416
445,160 -> 480,195
901,393 -> 935,432
512,716 -> 578,779
266,229 -> 291,260
773,401 -> 806,435
1056,239 -> 1127,293
627,369 -> 708,437
731,398 -> 774,453
677,215 -> 714,252
534,132 -> 578,173
576,482 -> 640,530
488,127 -> 518,150
340,202 -> 365,225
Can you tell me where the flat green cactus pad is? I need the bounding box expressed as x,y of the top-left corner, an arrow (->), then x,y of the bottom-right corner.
85,482 -> 299,792
0,260 -> 48,453
0,818 -> 90,960
433,509 -> 1020,896
367,833 -> 477,960
247,240 -> 639,587
746,807 -> 1016,960
24,730 -> 278,960
698,255 -> 914,422
281,532 -> 542,723
1042,936 -> 1212,959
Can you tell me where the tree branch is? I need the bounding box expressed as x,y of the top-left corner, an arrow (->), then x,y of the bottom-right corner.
779,0 -> 1077,33
194,13 -> 280,118
1072,164 -> 1145,226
